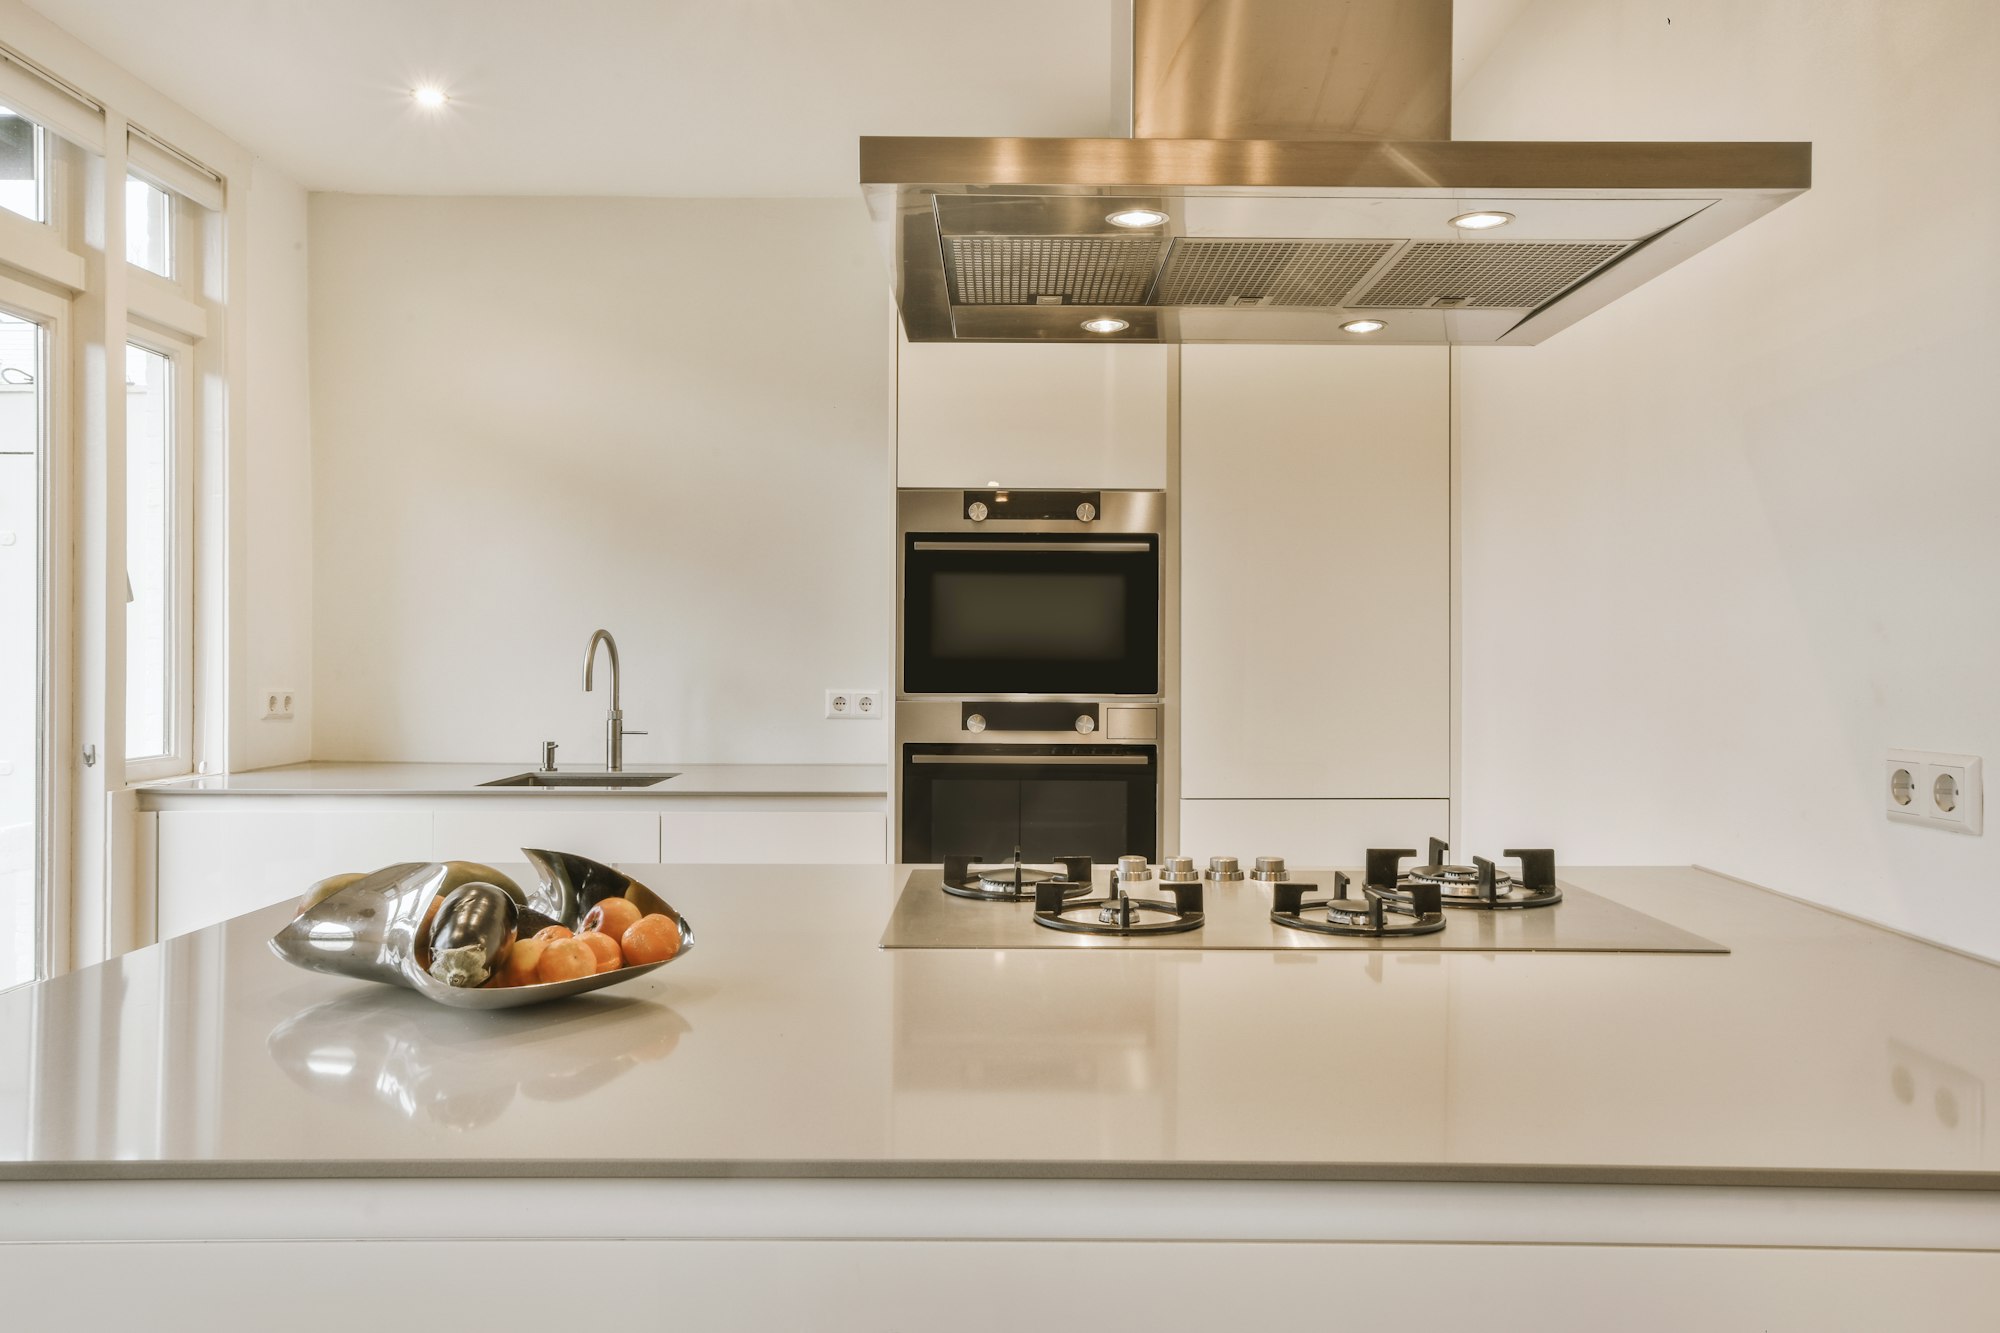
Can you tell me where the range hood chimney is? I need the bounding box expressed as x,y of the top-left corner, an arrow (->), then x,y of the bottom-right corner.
860,0 -> 1809,346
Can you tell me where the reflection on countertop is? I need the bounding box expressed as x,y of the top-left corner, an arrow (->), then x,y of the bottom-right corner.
1,863 -> 1996,1186
267,988 -> 690,1131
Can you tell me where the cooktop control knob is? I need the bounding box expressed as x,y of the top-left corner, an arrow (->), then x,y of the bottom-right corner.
1116,855 -> 1153,883
1075,501 -> 1097,522
965,713 -> 987,733
1205,856 -> 1245,882
1250,856 -> 1290,882
1159,857 -> 1201,884
967,501 -> 989,521
1074,714 -> 1096,734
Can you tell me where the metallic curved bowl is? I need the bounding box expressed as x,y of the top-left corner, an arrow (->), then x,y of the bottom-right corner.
268,848 -> 694,1010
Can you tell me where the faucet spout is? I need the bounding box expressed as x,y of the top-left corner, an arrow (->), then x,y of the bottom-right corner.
582,629 -> 621,711
583,629 -> 626,771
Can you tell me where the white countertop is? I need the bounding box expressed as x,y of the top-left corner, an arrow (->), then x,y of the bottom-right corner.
3,864 -> 1996,1187
138,761 -> 888,798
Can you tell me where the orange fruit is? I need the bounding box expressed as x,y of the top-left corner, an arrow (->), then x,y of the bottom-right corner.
577,930 -> 623,972
621,914 -> 681,965
536,936 -> 595,983
581,898 -> 642,942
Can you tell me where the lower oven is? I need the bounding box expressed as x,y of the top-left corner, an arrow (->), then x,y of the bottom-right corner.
897,701 -> 1162,863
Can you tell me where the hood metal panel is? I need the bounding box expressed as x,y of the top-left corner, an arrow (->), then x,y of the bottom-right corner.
860,137 -> 1810,345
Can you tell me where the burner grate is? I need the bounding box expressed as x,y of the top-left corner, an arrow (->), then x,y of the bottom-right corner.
941,851 -> 1093,902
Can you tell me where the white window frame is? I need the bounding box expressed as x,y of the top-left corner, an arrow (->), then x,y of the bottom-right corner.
120,324 -> 195,784
0,269 -> 73,982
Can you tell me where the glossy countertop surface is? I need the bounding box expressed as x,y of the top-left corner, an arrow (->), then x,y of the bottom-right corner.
2,865 -> 1996,1187
138,762 -> 888,798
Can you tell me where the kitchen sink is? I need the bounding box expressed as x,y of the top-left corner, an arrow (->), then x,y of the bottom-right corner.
479,771 -> 680,789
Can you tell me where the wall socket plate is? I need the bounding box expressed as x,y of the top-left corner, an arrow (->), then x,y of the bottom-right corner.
1886,749 -> 1982,834
262,688 -> 297,721
825,689 -> 881,720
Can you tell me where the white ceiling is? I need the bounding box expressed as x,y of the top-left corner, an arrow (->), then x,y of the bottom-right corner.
23,0 -> 1127,196
25,1 -> 1533,198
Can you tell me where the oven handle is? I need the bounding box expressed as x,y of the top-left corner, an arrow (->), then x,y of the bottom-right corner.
909,753 -> 1152,766
910,541 -> 1153,554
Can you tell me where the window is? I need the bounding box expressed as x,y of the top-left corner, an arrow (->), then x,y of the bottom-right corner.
0,105 -> 44,223
125,174 -> 171,276
123,340 -> 190,775
0,307 -> 47,989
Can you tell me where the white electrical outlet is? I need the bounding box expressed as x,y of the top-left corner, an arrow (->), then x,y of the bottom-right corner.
825,689 -> 882,720
1886,749 -> 1982,834
262,689 -> 297,721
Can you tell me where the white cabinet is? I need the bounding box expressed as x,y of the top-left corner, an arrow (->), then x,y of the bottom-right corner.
156,808 -> 434,940
1179,799 -> 1451,867
660,810 -> 886,863
431,807 -> 660,865
1180,345 -> 1449,799
896,331 -> 1170,489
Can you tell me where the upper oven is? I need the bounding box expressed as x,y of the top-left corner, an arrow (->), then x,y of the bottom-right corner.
897,489 -> 1164,698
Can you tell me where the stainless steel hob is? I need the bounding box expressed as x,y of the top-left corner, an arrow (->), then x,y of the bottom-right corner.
881,850 -> 1724,954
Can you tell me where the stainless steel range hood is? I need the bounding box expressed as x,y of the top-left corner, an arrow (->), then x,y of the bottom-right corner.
860,0 -> 1810,346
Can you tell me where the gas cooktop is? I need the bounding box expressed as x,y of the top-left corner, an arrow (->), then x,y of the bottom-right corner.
882,848 -> 1725,954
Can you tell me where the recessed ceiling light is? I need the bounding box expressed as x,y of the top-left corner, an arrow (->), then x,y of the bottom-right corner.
1106,208 -> 1169,229
1340,318 -> 1387,334
1080,317 -> 1130,334
1449,210 -> 1514,231
412,85 -> 449,110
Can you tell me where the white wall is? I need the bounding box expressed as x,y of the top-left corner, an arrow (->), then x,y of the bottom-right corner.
308,196 -> 891,767
1452,1 -> 2000,957
230,161 -> 314,770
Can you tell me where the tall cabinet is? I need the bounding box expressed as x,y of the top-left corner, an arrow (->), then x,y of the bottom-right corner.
1178,345 -> 1450,861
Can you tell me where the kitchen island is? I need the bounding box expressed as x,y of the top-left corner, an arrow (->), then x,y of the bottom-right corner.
4,864 -> 1997,1329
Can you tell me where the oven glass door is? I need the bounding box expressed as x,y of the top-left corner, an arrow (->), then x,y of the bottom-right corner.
900,744 -> 1159,863
902,534 -> 1160,696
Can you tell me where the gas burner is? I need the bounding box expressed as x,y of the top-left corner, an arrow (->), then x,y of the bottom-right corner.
1270,872 -> 1445,938
941,850 -> 1093,902
1032,861 -> 1203,936
1376,839 -> 1562,911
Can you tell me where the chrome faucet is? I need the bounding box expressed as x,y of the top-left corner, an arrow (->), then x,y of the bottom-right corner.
582,629 -> 644,771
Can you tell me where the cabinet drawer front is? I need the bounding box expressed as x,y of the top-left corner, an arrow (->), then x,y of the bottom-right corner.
661,811 -> 886,864
432,810 -> 660,866
157,809 -> 434,940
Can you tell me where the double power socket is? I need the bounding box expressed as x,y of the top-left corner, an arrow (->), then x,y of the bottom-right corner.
825,689 -> 882,720
1886,749 -> 1983,835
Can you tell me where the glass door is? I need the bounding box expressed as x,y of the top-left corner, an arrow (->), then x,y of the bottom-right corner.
0,306 -> 50,989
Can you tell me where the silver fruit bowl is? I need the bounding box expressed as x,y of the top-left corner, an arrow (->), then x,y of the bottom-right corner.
268,849 -> 694,1009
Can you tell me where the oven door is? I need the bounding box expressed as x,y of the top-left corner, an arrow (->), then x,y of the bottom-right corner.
900,743 -> 1159,863
901,534 -> 1160,696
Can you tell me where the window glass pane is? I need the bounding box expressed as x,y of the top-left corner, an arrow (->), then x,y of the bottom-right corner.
125,344 -> 172,761
125,175 -> 171,276
0,106 -> 44,224
1,311 -> 44,989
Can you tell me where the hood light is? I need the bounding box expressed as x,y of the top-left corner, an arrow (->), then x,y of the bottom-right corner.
1106,208 -> 1169,229
1449,210 -> 1514,231
412,85 -> 449,110
1340,319 -> 1387,334
1081,317 -> 1130,334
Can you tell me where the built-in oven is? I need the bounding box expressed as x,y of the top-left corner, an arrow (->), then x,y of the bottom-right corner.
897,489 -> 1163,698
896,700 -> 1161,862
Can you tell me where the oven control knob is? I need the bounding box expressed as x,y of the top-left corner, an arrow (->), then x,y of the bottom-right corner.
1116,855 -> 1153,883
1075,501 -> 1097,522
965,713 -> 987,733
1159,857 -> 1201,884
1074,714 -> 1096,733
1205,856 -> 1245,882
1251,856 -> 1290,882
967,501 -> 989,522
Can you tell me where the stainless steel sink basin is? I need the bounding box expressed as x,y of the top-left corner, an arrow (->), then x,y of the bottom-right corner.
480,771 -> 680,789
